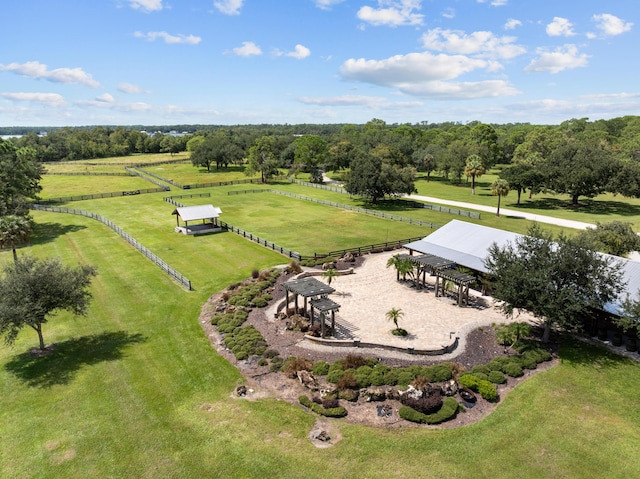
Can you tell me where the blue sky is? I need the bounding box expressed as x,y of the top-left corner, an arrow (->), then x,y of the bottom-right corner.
0,0 -> 637,127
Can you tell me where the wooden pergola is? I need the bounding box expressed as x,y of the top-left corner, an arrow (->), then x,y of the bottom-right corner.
310,297 -> 340,337
282,277 -> 336,318
434,268 -> 477,306
398,253 -> 455,289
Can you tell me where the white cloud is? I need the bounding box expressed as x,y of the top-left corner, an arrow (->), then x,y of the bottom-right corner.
214,0 -> 243,15
95,93 -> 115,103
286,44 -> 311,59
1,92 -> 65,107
128,0 -> 164,12
340,51 -> 520,99
546,17 -> 575,37
357,0 -> 424,27
117,82 -> 149,94
441,8 -> 455,19
593,14 -> 633,36
476,0 -> 508,5
0,61 -> 100,88
504,18 -> 521,30
232,41 -> 262,57
314,0 -> 345,10
525,44 -> 588,74
421,28 -> 526,60
134,31 -> 202,44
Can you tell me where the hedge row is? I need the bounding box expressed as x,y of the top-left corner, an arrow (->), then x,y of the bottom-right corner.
458,374 -> 499,401
325,359 -> 454,388
299,395 -> 348,418
398,397 -> 459,424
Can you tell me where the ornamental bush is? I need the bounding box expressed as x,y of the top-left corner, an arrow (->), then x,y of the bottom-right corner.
488,370 -> 506,384
312,360 -> 330,376
399,397 -> 459,424
298,395 -> 348,418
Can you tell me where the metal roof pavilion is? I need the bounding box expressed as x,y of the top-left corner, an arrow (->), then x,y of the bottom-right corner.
174,204 -> 222,223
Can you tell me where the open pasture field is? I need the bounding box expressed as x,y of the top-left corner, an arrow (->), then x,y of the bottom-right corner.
43,163 -> 134,174
2,207 -> 640,478
39,174 -> 160,199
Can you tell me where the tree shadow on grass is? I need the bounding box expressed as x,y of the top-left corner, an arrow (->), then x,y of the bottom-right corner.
29,221 -> 87,247
559,335 -> 632,371
4,331 -> 146,388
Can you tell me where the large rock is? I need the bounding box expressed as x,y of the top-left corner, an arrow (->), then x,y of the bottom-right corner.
363,387 -> 387,402
297,370 -> 319,390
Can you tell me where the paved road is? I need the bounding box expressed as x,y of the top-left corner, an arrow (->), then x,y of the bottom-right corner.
407,194 -> 595,230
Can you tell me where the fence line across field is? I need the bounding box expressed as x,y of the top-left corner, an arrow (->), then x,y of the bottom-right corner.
31,204 -> 192,290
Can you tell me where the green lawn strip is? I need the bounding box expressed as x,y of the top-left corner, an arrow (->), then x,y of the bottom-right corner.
39,174 -> 159,199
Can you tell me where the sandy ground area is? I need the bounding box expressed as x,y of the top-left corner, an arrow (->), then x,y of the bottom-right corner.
268,250 -> 536,358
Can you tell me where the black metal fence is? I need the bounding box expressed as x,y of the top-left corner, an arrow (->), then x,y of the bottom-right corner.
301,236 -> 425,261
31,204 -> 192,290
217,220 -> 301,260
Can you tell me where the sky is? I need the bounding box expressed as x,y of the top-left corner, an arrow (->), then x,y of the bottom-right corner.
0,0 -> 638,127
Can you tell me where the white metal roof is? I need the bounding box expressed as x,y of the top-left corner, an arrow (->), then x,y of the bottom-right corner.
175,204 -> 222,222
404,219 -> 640,316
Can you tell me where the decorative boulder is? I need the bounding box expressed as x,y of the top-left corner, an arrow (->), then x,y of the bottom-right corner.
313,430 -> 331,442
341,252 -> 355,263
442,379 -> 458,396
364,387 -> 387,402
322,262 -> 337,270
297,370 -> 319,390
235,385 -> 247,397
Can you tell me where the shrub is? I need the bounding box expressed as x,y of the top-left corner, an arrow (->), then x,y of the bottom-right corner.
312,361 -> 330,376
502,361 -> 524,378
251,268 -> 260,279
459,374 -> 498,401
263,348 -> 279,359
354,365 -> 374,388
472,372 -> 489,382
223,325 -> 267,360
488,370 -> 506,384
337,388 -> 359,402
518,353 -> 538,370
262,293 -> 272,302
396,369 -> 416,388
477,381 -> 498,401
336,371 -> 359,390
283,357 -> 313,378
369,365 -> 391,386
251,297 -> 268,308
257,358 -> 268,366
471,365 -> 491,376
287,260 -> 303,274
322,398 -> 340,409
269,362 -> 282,372
298,395 -> 348,418
326,368 -> 345,384
401,394 -> 443,415
343,354 -> 370,370
399,397 -> 459,424
428,363 -> 454,382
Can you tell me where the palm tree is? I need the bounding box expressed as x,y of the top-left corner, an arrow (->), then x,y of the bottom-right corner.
490,179 -> 510,217
386,254 -> 402,281
0,215 -> 33,264
321,267 -> 337,286
464,154 -> 486,195
386,254 -> 414,281
385,307 -> 404,330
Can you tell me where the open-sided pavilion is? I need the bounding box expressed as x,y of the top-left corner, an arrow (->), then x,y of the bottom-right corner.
173,204 -> 222,235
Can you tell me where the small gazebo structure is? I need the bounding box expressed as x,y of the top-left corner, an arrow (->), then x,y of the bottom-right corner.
282,276 -> 336,318
434,268 -> 477,306
310,297 -> 340,337
173,204 -> 222,235
397,253 -> 455,289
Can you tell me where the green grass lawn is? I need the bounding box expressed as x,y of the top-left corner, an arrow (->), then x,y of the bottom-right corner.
2,211 -> 640,478
3,156 -> 640,477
